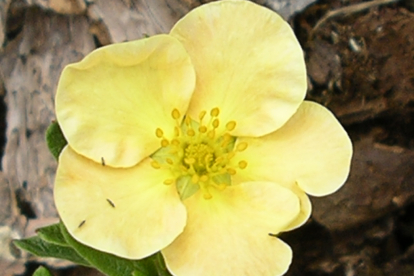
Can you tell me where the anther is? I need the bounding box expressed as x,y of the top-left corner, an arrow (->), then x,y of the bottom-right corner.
207,130 -> 215,139
214,156 -> 224,165
171,139 -> 180,146
184,158 -> 195,165
156,128 -> 164,138
191,174 -> 200,184
212,118 -> 219,128
172,109 -> 180,120
151,161 -> 161,169
227,152 -> 236,159
187,129 -> 196,136
185,116 -> 191,126
221,134 -> 232,147
163,179 -> 174,185
161,139 -> 169,147
203,192 -> 213,200
199,111 -> 207,121
210,107 -> 220,117
227,168 -> 237,175
166,158 -> 174,165
226,121 -> 237,131
236,142 -> 248,152
200,175 -> 209,182
199,126 -> 207,133
219,168 -> 227,174
238,160 -> 248,169
211,183 -> 227,191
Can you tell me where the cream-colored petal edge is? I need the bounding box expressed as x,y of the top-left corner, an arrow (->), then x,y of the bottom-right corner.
162,181 -> 299,276
232,101 -> 352,196
284,184 -> 312,231
54,146 -> 187,259
56,34 -> 195,168
170,0 -> 306,137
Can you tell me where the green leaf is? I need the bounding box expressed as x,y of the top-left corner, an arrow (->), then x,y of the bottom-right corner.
154,252 -> 172,276
36,222 -> 67,246
59,222 -> 158,276
46,121 -> 67,160
33,266 -> 53,276
14,236 -> 90,266
132,271 -> 150,276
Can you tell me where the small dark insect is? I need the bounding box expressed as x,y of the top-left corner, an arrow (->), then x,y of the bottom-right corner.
268,233 -> 277,237
106,198 -> 115,208
101,157 -> 105,166
78,220 -> 86,228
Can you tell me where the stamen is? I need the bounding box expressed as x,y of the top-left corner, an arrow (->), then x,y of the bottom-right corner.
236,142 -> 248,152
199,126 -> 207,133
171,139 -> 180,146
211,182 -> 227,191
210,107 -> 220,117
185,116 -> 191,126
203,193 -> 213,200
163,179 -> 174,185
238,160 -> 248,169
227,168 -> 237,175
161,139 -> 169,147
184,158 -> 195,165
227,152 -> 236,159
187,129 -> 196,136
214,156 -> 224,165
226,121 -> 236,131
166,158 -> 174,165
199,111 -> 207,121
221,134 -> 232,147
155,128 -> 164,138
200,175 -> 209,182
172,109 -> 180,120
200,184 -> 213,199
191,174 -> 200,184
151,161 -> 161,169
212,118 -> 219,128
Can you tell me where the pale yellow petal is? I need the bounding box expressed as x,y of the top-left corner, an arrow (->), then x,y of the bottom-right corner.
162,181 -> 299,276
170,0 -> 306,137
56,34 -> 195,168
232,101 -> 352,196
284,184 -> 312,231
54,146 -> 187,259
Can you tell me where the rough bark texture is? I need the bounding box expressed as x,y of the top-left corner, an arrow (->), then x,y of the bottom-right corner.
1,0 -> 413,275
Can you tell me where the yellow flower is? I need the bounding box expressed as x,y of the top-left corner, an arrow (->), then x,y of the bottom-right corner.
54,1 -> 352,275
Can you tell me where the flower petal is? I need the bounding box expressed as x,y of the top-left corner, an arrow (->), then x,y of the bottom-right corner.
162,181 -> 299,276
284,184 -> 312,231
232,101 -> 353,196
56,34 -> 195,168
54,146 -> 187,259
170,0 -> 306,137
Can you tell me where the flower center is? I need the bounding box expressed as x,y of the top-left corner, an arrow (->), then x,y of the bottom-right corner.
150,108 -> 248,200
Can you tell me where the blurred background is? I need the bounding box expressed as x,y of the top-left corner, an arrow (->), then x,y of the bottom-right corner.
0,0 -> 413,275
